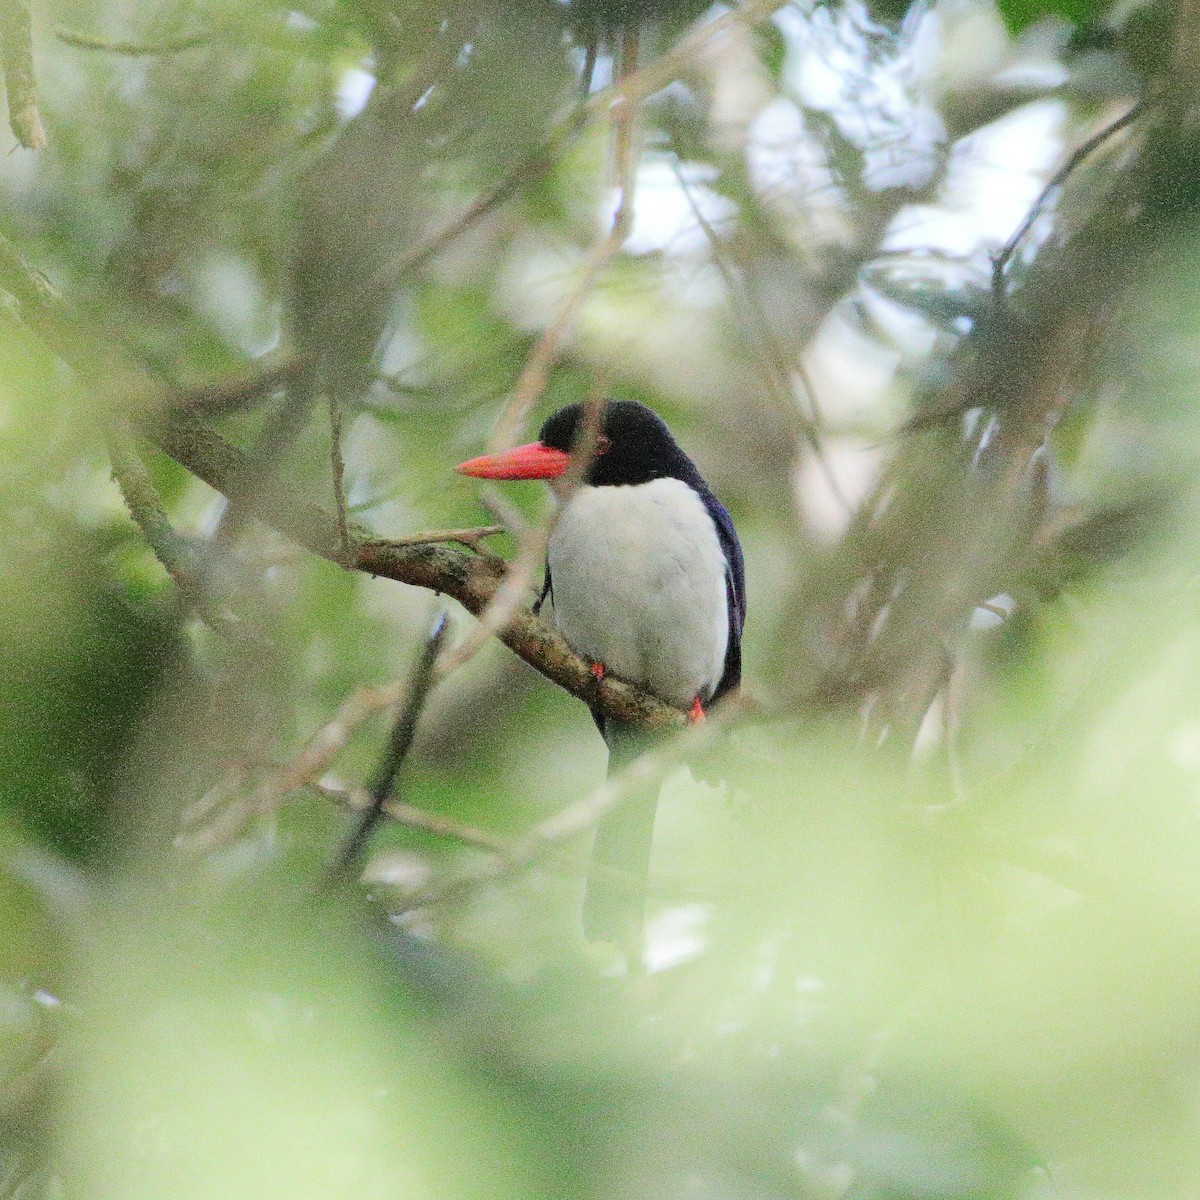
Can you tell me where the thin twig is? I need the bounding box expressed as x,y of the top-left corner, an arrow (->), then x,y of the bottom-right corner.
991,101 -> 1145,300
610,23 -> 641,223
478,484 -> 529,536
316,782 -> 508,855
583,0 -> 792,118
487,24 -> 641,458
245,681 -> 409,823
179,762 -> 255,832
673,159 -> 853,516
0,0 -> 44,149
331,609 -> 449,879
315,781 -> 637,890
176,766 -> 285,858
271,687 -> 399,799
54,25 -> 208,55
175,764 -> 266,856
105,422 -> 195,584
486,215 -> 632,454
206,363 -> 321,556
580,30 -> 598,97
165,355 -> 304,415
377,151 -> 558,294
453,518 -> 549,669
329,396 -> 351,555
436,59 -> 644,680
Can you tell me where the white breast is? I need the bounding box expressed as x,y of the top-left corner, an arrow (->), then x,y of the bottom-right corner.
547,479 -> 729,710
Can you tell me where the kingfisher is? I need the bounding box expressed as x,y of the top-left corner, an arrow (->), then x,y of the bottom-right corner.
456,400 -> 745,946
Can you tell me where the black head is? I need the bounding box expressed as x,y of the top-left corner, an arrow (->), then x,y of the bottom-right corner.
538,400 -> 700,488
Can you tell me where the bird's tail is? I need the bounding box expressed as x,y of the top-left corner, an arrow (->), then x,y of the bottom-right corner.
582,720 -> 660,948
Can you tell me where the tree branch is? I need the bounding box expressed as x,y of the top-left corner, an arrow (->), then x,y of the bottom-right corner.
444,48 -> 644,679
331,609 -> 449,880
149,409 -> 685,731
991,101 -> 1145,300
328,394 -> 351,554
105,420 -> 253,640
105,421 -> 196,584
367,526 -> 505,552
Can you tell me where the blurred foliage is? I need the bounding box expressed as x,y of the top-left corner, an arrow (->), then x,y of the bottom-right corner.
1,0 -> 1197,1198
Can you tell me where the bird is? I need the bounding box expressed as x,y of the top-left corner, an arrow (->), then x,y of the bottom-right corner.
456,400 -> 745,949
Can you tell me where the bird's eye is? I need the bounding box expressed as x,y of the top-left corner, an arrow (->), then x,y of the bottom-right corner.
594,434 -> 611,455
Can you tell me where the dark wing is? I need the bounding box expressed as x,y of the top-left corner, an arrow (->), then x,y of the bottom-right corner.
532,563 -> 553,616
704,493 -> 744,705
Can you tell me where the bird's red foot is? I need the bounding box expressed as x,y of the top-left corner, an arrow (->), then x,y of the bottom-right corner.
590,661 -> 607,682
688,697 -> 705,723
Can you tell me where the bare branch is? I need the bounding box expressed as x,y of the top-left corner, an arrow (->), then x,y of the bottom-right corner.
331,609 -> 449,879
328,395 -> 351,555
992,101 -> 1145,300
383,151 -> 557,289
178,677 -> 420,856
484,18 -> 643,458
257,684 -> 407,807
315,782 -> 508,856
55,25 -> 207,55
486,207 -> 632,454
610,23 -> 641,227
442,60 -> 645,680
105,422 -> 257,641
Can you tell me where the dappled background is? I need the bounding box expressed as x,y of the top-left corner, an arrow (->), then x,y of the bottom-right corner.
2,0 -> 1199,1196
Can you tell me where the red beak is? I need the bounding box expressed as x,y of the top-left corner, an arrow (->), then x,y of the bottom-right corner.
455,441 -> 571,481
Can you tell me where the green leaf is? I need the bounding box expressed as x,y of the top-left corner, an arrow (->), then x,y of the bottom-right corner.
998,0 -> 1105,34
